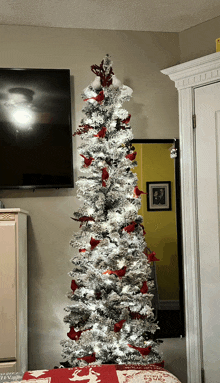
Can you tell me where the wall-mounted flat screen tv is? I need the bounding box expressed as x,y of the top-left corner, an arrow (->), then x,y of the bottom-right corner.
0,68 -> 73,189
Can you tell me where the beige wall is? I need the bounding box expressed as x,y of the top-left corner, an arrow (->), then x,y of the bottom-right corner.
0,24 -> 180,370
179,16 -> 220,62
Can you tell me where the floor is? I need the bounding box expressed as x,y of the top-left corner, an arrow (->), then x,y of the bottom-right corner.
156,310 -> 184,338
160,337 -> 187,383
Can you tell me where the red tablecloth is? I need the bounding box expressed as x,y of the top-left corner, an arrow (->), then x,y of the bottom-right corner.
22,364 -> 182,383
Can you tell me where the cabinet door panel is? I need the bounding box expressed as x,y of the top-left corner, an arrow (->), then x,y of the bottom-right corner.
0,222 -> 16,360
0,361 -> 17,373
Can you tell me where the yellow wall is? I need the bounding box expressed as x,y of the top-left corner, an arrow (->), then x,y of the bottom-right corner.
134,143 -> 179,300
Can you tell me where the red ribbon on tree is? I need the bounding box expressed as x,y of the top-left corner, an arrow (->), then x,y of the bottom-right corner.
79,248 -> 86,253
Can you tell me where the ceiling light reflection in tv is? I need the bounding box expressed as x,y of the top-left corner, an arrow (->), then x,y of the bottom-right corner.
0,68 -> 73,189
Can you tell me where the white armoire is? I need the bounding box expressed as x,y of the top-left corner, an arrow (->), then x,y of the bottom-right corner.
0,208 -> 28,373
162,52 -> 220,383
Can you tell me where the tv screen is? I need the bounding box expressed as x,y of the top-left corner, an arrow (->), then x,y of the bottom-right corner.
0,68 -> 73,189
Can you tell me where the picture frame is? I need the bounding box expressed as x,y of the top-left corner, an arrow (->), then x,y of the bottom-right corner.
146,181 -> 171,211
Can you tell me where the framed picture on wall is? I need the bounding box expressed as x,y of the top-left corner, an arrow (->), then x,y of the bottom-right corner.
147,181 -> 171,211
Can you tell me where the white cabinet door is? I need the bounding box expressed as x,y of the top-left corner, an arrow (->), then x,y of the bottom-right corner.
195,82 -> 220,382
0,362 -> 16,373
0,221 -> 16,360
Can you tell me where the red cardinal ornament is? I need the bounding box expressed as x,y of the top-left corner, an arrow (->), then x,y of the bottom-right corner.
148,251 -> 160,262
71,216 -> 95,227
80,155 -> 94,167
67,326 -> 82,341
128,344 -> 152,356
130,311 -> 147,320
122,114 -> 131,124
114,319 -> 126,333
125,151 -> 137,161
134,186 -> 147,197
128,308 -> 147,320
73,124 -> 93,136
103,266 -> 126,279
71,280 -> 79,293
90,237 -> 101,250
79,248 -> 86,253
144,250 -> 160,262
84,90 -> 104,104
123,221 -> 136,233
140,281 -> 148,294
94,127 -> 107,138
102,167 -> 109,187
77,353 -> 96,363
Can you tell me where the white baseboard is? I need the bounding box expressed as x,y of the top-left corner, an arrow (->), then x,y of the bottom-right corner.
159,300 -> 180,310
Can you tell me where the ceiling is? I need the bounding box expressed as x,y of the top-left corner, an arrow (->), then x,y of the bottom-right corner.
0,0 -> 220,33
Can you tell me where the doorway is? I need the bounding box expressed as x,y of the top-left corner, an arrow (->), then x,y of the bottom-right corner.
132,139 -> 184,338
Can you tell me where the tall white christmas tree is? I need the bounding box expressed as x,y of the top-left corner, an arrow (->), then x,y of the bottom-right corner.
61,55 -> 163,367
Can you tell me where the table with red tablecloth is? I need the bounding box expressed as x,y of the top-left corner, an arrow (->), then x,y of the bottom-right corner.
20,364 -> 182,383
